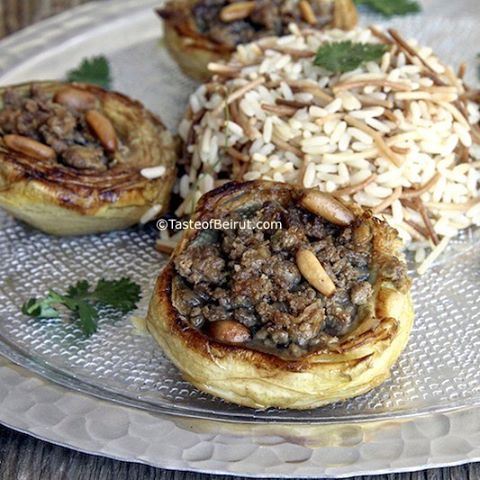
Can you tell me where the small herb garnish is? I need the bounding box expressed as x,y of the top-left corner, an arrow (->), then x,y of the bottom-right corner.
314,41 -> 389,73
22,278 -> 141,336
354,0 -> 421,17
66,55 -> 112,89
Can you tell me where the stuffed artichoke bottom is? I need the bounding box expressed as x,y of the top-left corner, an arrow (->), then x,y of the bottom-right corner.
158,0 -> 358,81
147,181 -> 414,409
0,82 -> 177,235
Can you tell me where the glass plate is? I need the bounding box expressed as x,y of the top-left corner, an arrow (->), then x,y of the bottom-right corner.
0,0 -> 479,424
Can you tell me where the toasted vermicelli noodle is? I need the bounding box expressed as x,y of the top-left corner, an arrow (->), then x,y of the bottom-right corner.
174,26 -> 480,273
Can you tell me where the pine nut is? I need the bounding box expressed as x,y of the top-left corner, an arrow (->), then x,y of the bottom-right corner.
85,110 -> 117,152
53,87 -> 97,111
207,320 -> 251,344
219,1 -> 256,22
296,249 -> 336,297
299,0 -> 317,25
300,190 -> 355,226
3,134 -> 56,161
332,0 -> 358,30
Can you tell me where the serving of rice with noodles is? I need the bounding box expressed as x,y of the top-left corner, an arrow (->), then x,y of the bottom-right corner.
174,25 -> 480,273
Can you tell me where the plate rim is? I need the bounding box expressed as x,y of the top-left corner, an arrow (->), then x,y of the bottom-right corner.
2,354 -> 480,478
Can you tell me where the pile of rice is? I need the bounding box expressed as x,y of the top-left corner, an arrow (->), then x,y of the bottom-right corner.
175,25 -> 480,274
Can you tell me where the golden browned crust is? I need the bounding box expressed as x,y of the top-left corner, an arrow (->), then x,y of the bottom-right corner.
147,181 -> 414,409
163,20 -> 230,82
158,0 -> 358,82
0,81 -> 177,235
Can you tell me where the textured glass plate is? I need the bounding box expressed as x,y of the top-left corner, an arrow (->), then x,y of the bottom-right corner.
0,0 -> 479,424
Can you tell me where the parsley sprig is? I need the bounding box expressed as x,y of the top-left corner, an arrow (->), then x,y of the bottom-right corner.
354,0 -> 421,17
22,278 -> 141,336
66,56 -> 112,89
314,41 -> 389,73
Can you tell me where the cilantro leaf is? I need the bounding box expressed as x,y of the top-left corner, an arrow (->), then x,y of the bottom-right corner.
92,278 -> 142,313
21,296 -> 59,319
66,280 -> 91,300
21,277 -> 141,336
77,302 -> 99,336
66,56 -> 112,89
354,0 -> 421,17
314,41 -> 389,73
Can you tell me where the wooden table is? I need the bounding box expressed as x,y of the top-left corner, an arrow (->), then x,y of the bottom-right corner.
0,1 -> 479,479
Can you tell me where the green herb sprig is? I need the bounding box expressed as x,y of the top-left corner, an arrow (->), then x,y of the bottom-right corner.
22,278 -> 141,336
354,0 -> 421,17
314,41 -> 389,73
66,56 -> 112,89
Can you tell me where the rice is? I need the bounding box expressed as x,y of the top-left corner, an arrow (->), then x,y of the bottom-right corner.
140,165 -> 166,180
140,204 -> 163,225
176,26 -> 480,273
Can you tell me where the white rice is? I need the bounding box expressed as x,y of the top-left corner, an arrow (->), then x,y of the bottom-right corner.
140,204 -> 163,224
177,26 -> 480,273
140,165 -> 166,180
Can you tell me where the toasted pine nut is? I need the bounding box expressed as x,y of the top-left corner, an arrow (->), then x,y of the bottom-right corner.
332,0 -> 358,30
85,110 -> 117,152
296,249 -> 336,297
207,320 -> 251,344
219,1 -> 255,22
3,134 -> 56,161
299,0 -> 317,25
300,190 -> 355,226
53,87 -> 97,111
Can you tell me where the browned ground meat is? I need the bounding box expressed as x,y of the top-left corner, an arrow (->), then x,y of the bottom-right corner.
173,200 -> 375,358
0,86 -> 108,171
191,0 -> 333,49
175,244 -> 227,285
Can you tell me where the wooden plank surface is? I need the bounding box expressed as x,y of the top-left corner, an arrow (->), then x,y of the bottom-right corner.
0,0 -> 91,38
0,1 -> 479,479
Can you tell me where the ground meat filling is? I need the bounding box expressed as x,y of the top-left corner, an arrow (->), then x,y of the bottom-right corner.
191,0 -> 333,49
173,200 -> 374,359
0,85 -> 110,171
